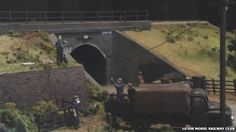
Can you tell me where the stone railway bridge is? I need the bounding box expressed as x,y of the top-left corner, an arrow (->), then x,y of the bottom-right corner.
0,20 -> 185,85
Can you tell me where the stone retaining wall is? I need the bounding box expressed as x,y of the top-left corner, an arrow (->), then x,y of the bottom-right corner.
0,66 -> 88,107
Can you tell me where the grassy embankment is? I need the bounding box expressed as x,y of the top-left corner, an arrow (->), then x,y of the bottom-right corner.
0,31 -> 79,74
122,22 -> 236,80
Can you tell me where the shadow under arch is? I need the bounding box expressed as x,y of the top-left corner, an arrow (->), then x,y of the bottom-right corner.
71,44 -> 107,85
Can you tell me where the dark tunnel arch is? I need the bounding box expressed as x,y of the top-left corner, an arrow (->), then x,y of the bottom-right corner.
71,44 -> 107,85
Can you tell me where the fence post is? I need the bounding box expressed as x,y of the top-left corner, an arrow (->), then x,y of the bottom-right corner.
233,79 -> 236,93
212,78 -> 216,95
9,10 -> 12,24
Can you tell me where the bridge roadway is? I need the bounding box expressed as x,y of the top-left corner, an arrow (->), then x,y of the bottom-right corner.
0,20 -> 151,33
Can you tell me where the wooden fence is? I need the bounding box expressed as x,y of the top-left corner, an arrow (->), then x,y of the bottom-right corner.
205,79 -> 236,94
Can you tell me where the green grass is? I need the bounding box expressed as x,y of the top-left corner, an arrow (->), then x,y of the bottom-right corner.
122,22 -> 236,80
0,32 -> 79,74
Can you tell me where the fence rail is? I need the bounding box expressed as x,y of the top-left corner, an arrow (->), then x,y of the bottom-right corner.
205,79 -> 236,94
0,10 -> 149,23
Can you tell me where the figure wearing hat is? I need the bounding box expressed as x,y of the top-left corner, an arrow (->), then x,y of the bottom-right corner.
72,95 -> 80,129
61,95 -> 80,129
111,77 -> 125,102
68,95 -> 80,129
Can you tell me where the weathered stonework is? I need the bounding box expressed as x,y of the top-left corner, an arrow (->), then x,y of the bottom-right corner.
0,66 -> 88,107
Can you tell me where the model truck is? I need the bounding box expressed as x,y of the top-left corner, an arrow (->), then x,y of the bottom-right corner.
104,83 -> 233,128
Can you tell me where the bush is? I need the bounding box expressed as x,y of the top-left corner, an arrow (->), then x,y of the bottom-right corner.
86,80 -> 101,98
37,30 -> 50,42
0,102 -> 20,127
15,117 -> 28,132
80,105 -> 97,117
31,100 -> 58,115
96,91 -> 109,102
0,103 -> 35,131
12,48 -> 37,63
38,42 -> 55,55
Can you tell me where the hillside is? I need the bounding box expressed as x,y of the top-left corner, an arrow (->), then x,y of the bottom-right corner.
122,22 -> 236,80
0,31 -> 78,74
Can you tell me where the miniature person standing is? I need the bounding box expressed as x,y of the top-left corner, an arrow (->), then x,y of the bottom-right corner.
137,71 -> 144,85
72,95 -> 80,129
111,77 -> 125,102
127,83 -> 135,102
55,35 -> 67,64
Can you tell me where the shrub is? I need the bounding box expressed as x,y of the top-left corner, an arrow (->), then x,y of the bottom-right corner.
12,48 -> 37,63
38,42 -> 55,55
0,103 -> 35,131
80,105 -> 97,117
96,91 -> 109,102
15,117 -> 28,132
0,102 -> 20,127
37,30 -> 50,42
86,80 -> 101,99
31,100 -> 58,115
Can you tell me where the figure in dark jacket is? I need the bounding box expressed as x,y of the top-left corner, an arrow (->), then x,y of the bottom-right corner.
127,83 -> 135,102
55,35 -> 67,64
62,95 -> 80,129
111,77 -> 125,102
72,95 -> 80,129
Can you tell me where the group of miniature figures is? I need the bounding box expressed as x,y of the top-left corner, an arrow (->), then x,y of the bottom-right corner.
110,71 -> 144,102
